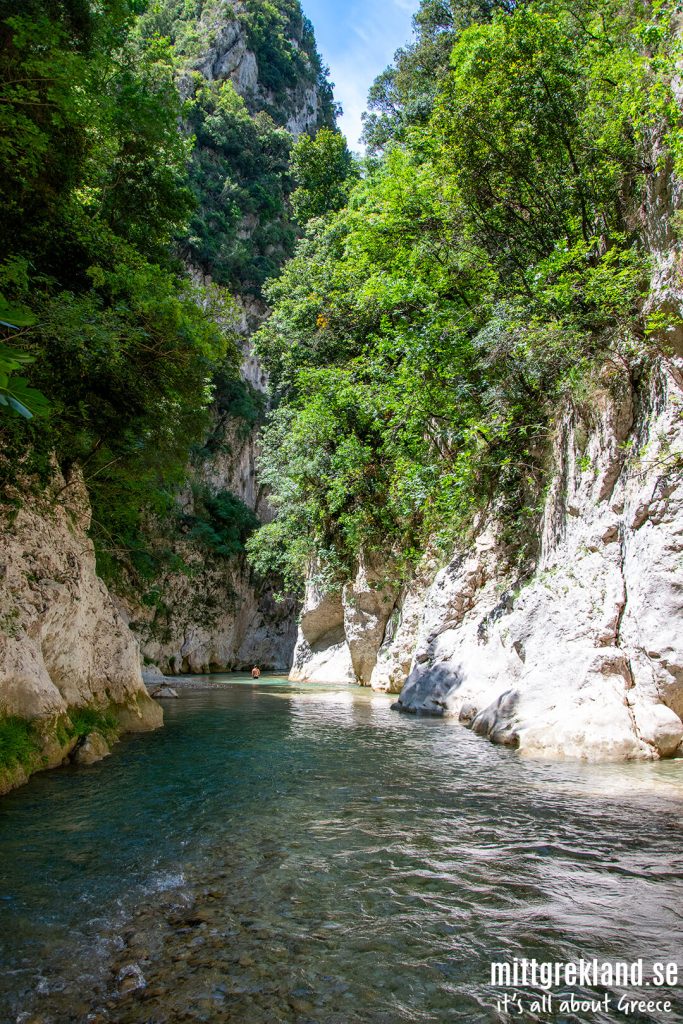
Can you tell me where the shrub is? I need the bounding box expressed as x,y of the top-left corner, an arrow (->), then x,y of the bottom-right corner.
0,716 -> 40,773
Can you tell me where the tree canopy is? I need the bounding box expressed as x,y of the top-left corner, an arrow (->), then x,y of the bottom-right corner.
290,128 -> 359,224
248,0 -> 681,593
0,0 -> 235,581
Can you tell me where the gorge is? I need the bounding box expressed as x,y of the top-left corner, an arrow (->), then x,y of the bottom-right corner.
1,0 -> 683,796
1,0 -> 683,1020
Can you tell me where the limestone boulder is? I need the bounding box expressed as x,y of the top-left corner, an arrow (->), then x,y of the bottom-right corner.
371,584 -> 426,693
72,731 -> 110,767
289,577 -> 355,684
342,556 -> 398,685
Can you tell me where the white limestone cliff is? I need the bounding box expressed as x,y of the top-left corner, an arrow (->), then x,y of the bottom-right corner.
396,359 -> 683,760
291,358 -> 683,761
0,468 -> 162,793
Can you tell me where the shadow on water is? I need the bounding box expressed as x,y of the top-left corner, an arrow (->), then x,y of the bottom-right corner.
0,675 -> 682,1023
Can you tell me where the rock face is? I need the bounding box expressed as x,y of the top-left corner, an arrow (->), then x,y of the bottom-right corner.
289,556 -> 399,684
0,468 -> 162,792
120,5 -> 330,676
123,301 -> 298,675
180,1 -> 328,138
290,577 -> 355,684
127,551 -> 297,675
398,359 -> 683,761
292,361 -> 683,761
343,557 -> 398,685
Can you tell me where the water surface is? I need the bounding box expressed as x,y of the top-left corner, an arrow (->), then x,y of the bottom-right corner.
1,675 -> 682,1023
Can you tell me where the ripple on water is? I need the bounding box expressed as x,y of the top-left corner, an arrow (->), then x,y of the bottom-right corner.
0,677 -> 682,1023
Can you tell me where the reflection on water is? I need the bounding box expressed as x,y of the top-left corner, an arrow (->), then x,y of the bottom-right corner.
0,675 -> 682,1023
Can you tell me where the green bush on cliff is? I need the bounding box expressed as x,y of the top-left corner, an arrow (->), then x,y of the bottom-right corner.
0,716 -> 40,774
136,0 -> 337,296
184,79 -> 295,292
136,0 -> 336,127
183,486 -> 260,558
290,128 -> 359,224
68,707 -> 119,743
197,372 -> 267,456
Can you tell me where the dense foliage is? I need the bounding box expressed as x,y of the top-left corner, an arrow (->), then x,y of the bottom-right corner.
183,79 -> 295,292
0,0 -> 237,582
239,0 -> 335,120
361,0 -> 520,152
182,485 -> 260,558
4,0 -> 679,609
0,715 -> 40,776
137,0 -> 337,293
290,128 -> 359,224
249,0 -> 682,593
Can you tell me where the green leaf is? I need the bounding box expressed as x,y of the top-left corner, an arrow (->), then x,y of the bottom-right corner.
7,395 -> 32,418
0,375 -> 50,419
0,300 -> 37,329
0,342 -> 34,370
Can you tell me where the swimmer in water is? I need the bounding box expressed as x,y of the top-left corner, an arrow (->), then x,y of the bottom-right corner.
251,666 -> 261,679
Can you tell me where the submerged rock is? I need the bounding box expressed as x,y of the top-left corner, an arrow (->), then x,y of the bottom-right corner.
116,963 -> 146,995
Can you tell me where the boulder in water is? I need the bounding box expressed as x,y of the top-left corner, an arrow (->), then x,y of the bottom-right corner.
72,731 -> 110,766
151,685 -> 179,700
117,963 -> 146,994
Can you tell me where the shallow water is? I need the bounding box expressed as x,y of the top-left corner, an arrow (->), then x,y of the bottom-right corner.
1,675 -> 682,1023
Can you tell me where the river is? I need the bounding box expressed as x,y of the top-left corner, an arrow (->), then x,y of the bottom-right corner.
1,676 -> 682,1023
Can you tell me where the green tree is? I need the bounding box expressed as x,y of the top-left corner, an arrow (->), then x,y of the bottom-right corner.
249,0 -> 675,591
183,79 -> 294,293
290,128 -> 358,224
0,0 -> 238,584
361,0 -> 519,152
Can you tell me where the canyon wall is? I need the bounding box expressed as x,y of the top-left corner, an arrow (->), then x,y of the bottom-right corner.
291,134 -> 683,761
0,469 -> 162,794
120,3 -> 330,675
119,297 -> 298,675
292,357 -> 683,761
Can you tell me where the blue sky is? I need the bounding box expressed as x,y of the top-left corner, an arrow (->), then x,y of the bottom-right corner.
300,0 -> 421,151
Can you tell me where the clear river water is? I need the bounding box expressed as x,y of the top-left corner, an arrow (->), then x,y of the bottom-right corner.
1,676 -> 682,1024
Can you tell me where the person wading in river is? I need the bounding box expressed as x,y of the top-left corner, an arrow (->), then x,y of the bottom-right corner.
251,666 -> 261,679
